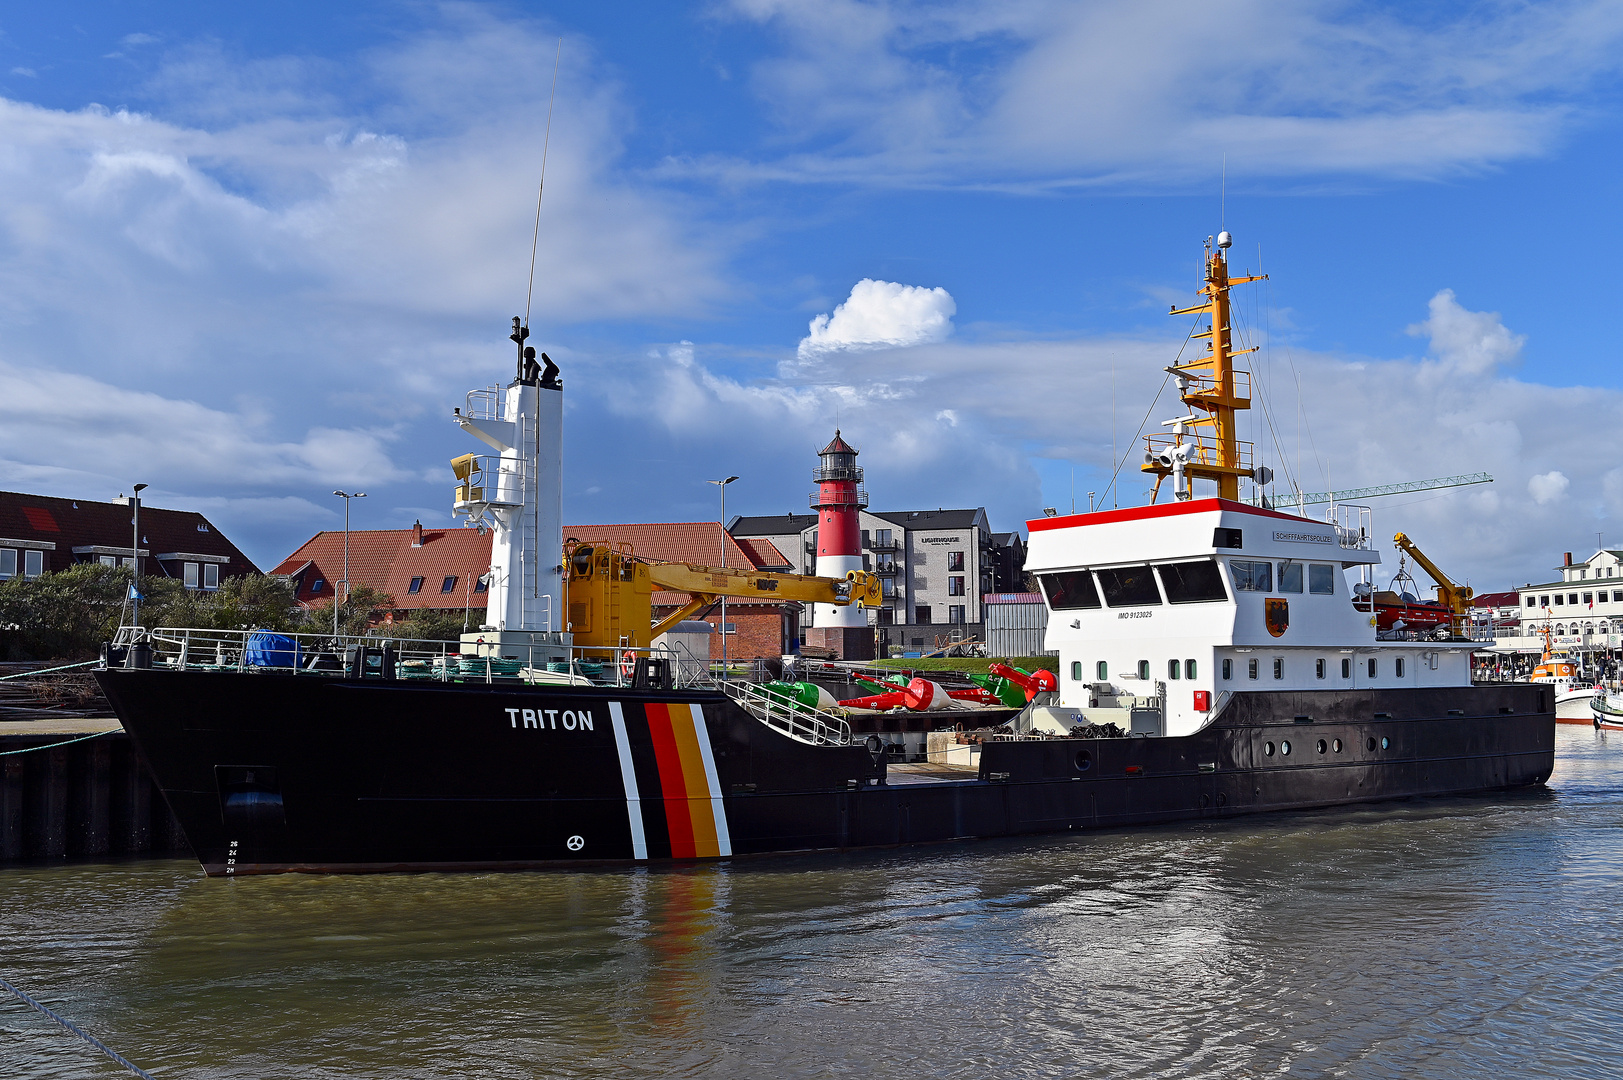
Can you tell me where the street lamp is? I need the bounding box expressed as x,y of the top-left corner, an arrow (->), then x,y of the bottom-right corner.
131,483 -> 148,628
707,476 -> 738,677
333,490 -> 367,639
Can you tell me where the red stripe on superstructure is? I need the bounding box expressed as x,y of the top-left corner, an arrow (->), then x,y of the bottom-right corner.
645,703 -> 696,859
1027,497 -> 1316,533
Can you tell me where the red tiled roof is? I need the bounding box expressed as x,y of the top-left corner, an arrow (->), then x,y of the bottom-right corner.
819,429 -> 857,455
734,537 -> 792,570
0,490 -> 260,578
271,526 -> 493,610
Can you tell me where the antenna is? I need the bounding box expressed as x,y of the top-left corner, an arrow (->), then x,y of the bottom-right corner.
523,38 -> 563,330
1220,153 -> 1226,232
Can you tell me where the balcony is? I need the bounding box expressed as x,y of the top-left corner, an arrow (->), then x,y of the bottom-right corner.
868,538 -> 900,552
874,562 -> 899,577
809,487 -> 869,511
813,463 -> 864,483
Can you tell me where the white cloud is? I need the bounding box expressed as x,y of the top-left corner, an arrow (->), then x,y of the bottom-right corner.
1408,288 -> 1525,375
798,279 -> 955,358
700,0 -> 1623,188
9,68 -> 36,78
1529,471 -> 1570,505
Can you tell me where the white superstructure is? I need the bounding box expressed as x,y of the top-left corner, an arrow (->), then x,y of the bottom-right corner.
1026,499 -> 1474,737
452,322 -> 565,642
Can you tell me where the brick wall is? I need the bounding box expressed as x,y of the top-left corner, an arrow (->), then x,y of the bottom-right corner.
652,601 -> 794,659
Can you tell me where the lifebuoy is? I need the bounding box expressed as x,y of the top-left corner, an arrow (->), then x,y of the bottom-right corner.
621,651 -> 637,680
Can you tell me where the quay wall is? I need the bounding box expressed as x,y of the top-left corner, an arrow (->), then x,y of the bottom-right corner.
0,728 -> 189,864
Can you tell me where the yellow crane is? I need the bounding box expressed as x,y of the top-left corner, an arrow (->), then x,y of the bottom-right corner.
563,540 -> 881,651
1392,532 -> 1474,640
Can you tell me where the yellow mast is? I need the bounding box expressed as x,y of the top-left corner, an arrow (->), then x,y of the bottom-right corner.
1144,235 -> 1266,501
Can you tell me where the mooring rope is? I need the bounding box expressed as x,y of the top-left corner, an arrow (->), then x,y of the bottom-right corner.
0,660 -> 100,681
0,976 -> 159,1079
0,729 -> 118,756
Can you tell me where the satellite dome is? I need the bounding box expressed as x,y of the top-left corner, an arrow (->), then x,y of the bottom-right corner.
1217,231 -> 1233,249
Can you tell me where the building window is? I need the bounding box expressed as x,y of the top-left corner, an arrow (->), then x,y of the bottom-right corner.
1248,658 -> 1258,680
1168,659 -> 1181,679
1584,592 -> 1594,605
0,549 -> 14,579
408,577 -> 424,594
1342,658 -> 1351,678
1526,596 -> 1537,608
311,578 -> 324,593
1186,659 -> 1197,679
915,605 -> 932,623
1569,593 -> 1579,605
1540,595 -> 1550,606
861,529 -> 871,549
877,608 -> 893,625
475,576 -> 488,592
1368,657 -> 1377,677
1273,657 -> 1283,679
204,563 -> 219,589
1222,658 -> 1232,680
948,576 -> 965,596
948,551 -> 965,572
23,549 -> 42,579
875,529 -> 892,547
1316,658 -> 1325,679
441,576 -> 457,593
183,562 -> 199,588
948,605 -> 965,623
1279,562 -> 1303,593
1554,595 -> 1564,606
1308,564 -> 1335,595
1396,657 -> 1405,677
1230,560 -> 1273,591
1137,660 -> 1150,680
99,554 -> 117,568
1096,661 -> 1108,680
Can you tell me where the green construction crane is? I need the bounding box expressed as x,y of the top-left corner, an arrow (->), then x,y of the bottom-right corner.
1251,472 -> 1492,508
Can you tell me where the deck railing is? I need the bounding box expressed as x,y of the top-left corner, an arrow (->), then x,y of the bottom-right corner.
713,679 -> 851,746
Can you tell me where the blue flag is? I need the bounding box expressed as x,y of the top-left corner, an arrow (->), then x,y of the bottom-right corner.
127,584 -> 146,600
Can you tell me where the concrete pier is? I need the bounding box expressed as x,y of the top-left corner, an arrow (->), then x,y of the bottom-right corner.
0,719 -> 189,864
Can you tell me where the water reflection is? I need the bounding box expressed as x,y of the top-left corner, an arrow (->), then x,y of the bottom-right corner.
1,727 -> 1620,1079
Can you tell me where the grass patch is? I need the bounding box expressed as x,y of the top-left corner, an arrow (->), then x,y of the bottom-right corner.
870,656 -> 1058,675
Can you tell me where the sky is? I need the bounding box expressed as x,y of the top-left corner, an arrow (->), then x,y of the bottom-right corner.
3,1 -> 1623,592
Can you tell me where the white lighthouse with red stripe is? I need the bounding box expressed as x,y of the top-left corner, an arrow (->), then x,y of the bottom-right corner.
806,430 -> 874,660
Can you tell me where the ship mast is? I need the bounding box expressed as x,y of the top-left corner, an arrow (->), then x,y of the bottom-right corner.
1144,233 -> 1266,502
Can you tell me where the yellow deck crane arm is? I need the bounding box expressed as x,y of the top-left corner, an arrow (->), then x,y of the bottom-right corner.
563,541 -> 881,650
645,561 -> 881,640
1392,531 -> 1474,638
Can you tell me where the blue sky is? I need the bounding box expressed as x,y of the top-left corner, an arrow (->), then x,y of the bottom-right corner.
3,1 -> 1623,590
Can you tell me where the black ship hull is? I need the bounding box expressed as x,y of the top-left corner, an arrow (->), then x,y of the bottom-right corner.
95,670 -> 1554,875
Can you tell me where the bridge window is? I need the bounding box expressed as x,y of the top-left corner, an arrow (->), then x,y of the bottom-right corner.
1316,658 -> 1325,679
1395,658 -> 1405,677
1273,658 -> 1283,679
1230,560 -> 1272,592
1039,570 -> 1101,610
1368,657 -> 1377,677
1309,564 -> 1335,594
1098,566 -> 1162,607
1248,658 -> 1258,679
1222,658 -> 1233,680
1157,560 -> 1228,603
1342,658 -> 1351,678
1279,562 -> 1303,593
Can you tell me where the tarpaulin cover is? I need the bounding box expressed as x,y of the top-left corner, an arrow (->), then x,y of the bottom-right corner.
245,631 -> 302,668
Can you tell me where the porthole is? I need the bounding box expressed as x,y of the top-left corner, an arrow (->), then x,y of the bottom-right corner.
1332,738 -> 1343,753
1074,749 -> 1093,772
1280,740 -> 1292,756
1380,736 -> 1390,750
1264,741 -> 1275,757
1316,738 -> 1328,754
1366,737 -> 1376,751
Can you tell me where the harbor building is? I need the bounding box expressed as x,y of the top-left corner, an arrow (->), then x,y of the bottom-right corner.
273,521 -> 493,619
731,505 -> 1015,654
0,489 -> 258,586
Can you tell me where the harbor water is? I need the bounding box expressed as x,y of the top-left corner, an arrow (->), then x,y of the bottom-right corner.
3,725 -> 1621,1079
